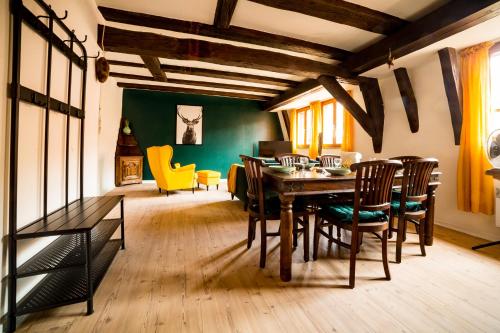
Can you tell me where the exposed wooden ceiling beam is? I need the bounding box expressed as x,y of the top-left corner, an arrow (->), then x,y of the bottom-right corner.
317,75 -> 373,135
106,59 -> 298,87
109,72 -> 281,95
319,75 -> 384,152
263,79 -> 321,112
438,47 -> 462,145
344,0 -> 500,74
140,55 -> 167,82
97,25 -> 354,79
117,82 -> 270,101
248,0 -> 407,35
98,6 -> 351,60
393,68 -> 419,133
214,0 -> 238,28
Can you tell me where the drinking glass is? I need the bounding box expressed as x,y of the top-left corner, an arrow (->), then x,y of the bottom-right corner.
333,157 -> 342,168
299,157 -> 309,171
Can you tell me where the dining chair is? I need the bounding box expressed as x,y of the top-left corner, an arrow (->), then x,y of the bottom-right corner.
388,155 -> 422,239
275,153 -> 309,166
390,156 -> 422,163
240,155 -> 310,267
318,155 -> 341,168
313,159 -> 403,288
391,158 -> 439,263
318,154 -> 346,237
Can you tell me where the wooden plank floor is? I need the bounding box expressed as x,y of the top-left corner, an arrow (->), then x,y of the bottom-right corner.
17,183 -> 500,333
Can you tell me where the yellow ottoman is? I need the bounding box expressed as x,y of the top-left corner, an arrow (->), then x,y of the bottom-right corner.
197,170 -> 221,191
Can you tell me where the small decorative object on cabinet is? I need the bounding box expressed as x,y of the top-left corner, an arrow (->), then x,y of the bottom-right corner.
115,118 -> 143,186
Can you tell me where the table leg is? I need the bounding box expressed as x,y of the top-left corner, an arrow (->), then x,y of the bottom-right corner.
424,185 -> 437,246
279,193 -> 294,282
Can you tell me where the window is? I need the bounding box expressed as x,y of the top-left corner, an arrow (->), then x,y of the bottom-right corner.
491,50 -> 500,112
490,45 -> 500,132
296,107 -> 312,147
295,99 -> 345,148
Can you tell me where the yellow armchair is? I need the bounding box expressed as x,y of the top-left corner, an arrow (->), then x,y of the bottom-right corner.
147,145 -> 196,196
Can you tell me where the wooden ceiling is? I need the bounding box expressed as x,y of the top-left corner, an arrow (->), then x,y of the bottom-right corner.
96,0 -> 500,106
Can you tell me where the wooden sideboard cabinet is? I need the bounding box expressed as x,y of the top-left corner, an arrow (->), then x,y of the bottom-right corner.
115,118 -> 144,186
115,155 -> 143,186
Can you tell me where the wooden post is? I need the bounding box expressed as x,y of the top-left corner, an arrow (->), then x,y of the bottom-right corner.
393,68 -> 419,133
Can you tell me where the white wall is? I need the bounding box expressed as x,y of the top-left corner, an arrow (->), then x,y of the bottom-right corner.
352,54 -> 500,241
0,0 -> 123,326
99,77 -> 123,194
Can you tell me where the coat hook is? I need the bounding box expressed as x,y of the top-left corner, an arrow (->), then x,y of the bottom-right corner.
37,4 -> 51,19
64,29 -> 76,43
78,35 -> 88,43
57,10 -> 68,20
81,51 -> 100,59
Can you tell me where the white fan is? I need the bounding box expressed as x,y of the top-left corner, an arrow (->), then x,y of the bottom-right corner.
487,129 -> 500,168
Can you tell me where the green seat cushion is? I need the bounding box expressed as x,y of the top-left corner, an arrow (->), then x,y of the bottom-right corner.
250,192 -> 308,215
323,204 -> 387,222
391,200 -> 422,212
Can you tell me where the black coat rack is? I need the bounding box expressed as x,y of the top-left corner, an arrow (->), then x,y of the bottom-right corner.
7,1 -> 125,331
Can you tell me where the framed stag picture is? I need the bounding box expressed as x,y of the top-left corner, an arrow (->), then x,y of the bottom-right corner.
176,105 -> 203,145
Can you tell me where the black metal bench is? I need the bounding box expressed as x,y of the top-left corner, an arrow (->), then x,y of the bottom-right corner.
14,196 -> 125,316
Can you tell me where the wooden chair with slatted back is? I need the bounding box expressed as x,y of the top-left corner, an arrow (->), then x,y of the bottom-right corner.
275,153 -> 309,166
313,159 -> 403,288
240,155 -> 310,267
390,156 -> 422,163
388,156 -> 422,239
392,158 -> 438,263
318,155 -> 341,168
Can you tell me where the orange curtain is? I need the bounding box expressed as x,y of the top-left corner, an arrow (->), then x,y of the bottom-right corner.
309,101 -> 322,159
457,42 -> 494,215
341,111 -> 355,151
289,109 -> 297,153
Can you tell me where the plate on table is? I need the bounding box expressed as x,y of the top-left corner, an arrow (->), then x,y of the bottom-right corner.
325,167 -> 351,176
294,162 -> 316,170
269,165 -> 295,173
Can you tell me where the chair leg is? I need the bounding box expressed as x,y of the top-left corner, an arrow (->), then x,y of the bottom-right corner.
356,232 -> 363,253
166,191 -> 169,197
403,219 -> 408,242
396,216 -> 404,263
207,186 -> 209,191
328,225 -> 333,239
388,214 -> 394,239
349,231 -> 358,289
159,188 -> 161,194
293,218 -> 299,248
418,220 -> 426,256
337,226 -> 342,257
192,187 -> 194,194
313,215 -> 321,260
382,229 -> 391,280
303,214 -> 309,262
260,219 -> 267,268
231,193 -> 234,200
216,184 -> 219,190
247,216 -> 255,249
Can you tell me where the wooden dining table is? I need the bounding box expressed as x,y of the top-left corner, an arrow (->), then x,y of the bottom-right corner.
262,168 -> 441,282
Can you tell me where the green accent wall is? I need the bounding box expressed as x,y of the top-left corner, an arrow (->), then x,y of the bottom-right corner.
122,89 -> 283,180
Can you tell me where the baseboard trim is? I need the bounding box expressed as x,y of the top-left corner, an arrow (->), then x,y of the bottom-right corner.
435,219 -> 500,242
